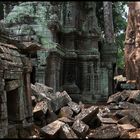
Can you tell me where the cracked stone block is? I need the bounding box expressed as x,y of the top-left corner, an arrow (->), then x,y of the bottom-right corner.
68,101 -> 81,114
118,116 -> 132,124
41,120 -> 65,138
127,90 -> 140,103
49,95 -> 71,112
33,100 -> 48,114
120,90 -> 131,101
107,92 -> 122,104
72,119 -> 89,138
75,106 -> 99,123
59,123 -> 78,139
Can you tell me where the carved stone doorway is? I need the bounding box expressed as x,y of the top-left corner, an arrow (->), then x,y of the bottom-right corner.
7,88 -> 18,124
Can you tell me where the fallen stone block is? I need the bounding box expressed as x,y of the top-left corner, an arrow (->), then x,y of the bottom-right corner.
41,120 -> 65,138
31,84 -> 52,101
33,91 -> 72,113
74,106 -> 99,123
120,90 -> 131,101
107,92 -> 122,104
127,90 -> 140,103
130,110 -> 140,125
115,109 -> 133,119
58,106 -> 73,118
117,124 -> 136,131
118,116 -> 132,124
33,100 -> 48,114
34,82 -> 53,94
87,124 -> 120,139
55,91 -> 72,102
68,101 -> 81,114
58,117 -> 74,126
49,95 -> 71,112
59,123 -> 78,139
72,119 -> 89,138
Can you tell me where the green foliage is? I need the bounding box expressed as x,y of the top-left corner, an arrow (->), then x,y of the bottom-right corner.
112,2 -> 127,34
116,33 -> 125,68
112,2 -> 127,69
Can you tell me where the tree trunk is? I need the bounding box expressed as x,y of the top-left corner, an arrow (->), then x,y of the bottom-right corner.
124,2 -> 140,89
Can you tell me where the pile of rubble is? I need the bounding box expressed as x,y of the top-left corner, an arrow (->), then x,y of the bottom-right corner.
30,83 -> 140,139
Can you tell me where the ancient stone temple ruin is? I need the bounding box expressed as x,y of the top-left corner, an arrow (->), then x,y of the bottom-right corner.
3,1 -> 117,104
0,31 -> 34,138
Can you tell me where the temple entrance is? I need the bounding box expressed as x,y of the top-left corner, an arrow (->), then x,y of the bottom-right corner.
30,52 -> 37,84
7,88 -> 18,124
31,66 -> 36,84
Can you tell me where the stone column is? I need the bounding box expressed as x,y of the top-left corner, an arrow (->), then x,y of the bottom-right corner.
103,2 -> 116,95
24,72 -> 33,122
17,74 -> 26,121
50,56 -> 56,92
23,58 -> 33,122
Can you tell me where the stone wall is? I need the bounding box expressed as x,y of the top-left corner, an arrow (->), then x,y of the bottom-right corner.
0,40 -> 32,138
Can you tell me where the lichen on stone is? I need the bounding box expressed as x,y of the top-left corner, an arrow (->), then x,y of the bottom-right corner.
4,2 -> 58,49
